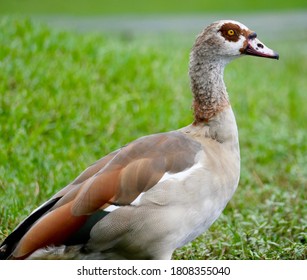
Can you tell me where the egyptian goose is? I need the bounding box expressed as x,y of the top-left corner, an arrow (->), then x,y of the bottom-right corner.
0,20 -> 278,260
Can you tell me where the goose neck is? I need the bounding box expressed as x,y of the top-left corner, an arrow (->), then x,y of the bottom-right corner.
189,56 -> 230,124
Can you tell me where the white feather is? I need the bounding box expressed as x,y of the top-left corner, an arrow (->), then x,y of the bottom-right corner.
104,205 -> 120,212
158,162 -> 203,184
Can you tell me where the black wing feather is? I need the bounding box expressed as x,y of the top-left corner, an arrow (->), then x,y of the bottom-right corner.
0,197 -> 60,259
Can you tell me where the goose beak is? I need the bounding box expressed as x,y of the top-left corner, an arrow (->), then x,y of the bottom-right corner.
244,33 -> 279,60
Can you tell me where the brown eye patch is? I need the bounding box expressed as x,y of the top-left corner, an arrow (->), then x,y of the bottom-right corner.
219,23 -> 243,42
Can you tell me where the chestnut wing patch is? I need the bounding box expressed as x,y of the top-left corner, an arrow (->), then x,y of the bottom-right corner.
8,131 -> 201,259
71,131 -> 201,214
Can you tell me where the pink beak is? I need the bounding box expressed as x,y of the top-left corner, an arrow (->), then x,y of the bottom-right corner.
244,33 -> 279,60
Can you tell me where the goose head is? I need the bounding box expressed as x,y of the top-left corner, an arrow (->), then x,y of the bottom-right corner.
190,20 -> 278,123
192,20 -> 279,63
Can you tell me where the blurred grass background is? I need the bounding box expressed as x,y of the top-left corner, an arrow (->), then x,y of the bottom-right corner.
0,0 -> 306,14
0,1 -> 306,259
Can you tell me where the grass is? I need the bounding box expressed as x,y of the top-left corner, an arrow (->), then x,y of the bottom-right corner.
0,0 -> 306,15
0,17 -> 306,259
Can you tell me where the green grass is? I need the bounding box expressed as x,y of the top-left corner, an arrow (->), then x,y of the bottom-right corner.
0,0 -> 306,15
0,17 -> 306,259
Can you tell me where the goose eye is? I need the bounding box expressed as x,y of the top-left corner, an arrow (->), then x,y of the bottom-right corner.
227,29 -> 235,36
